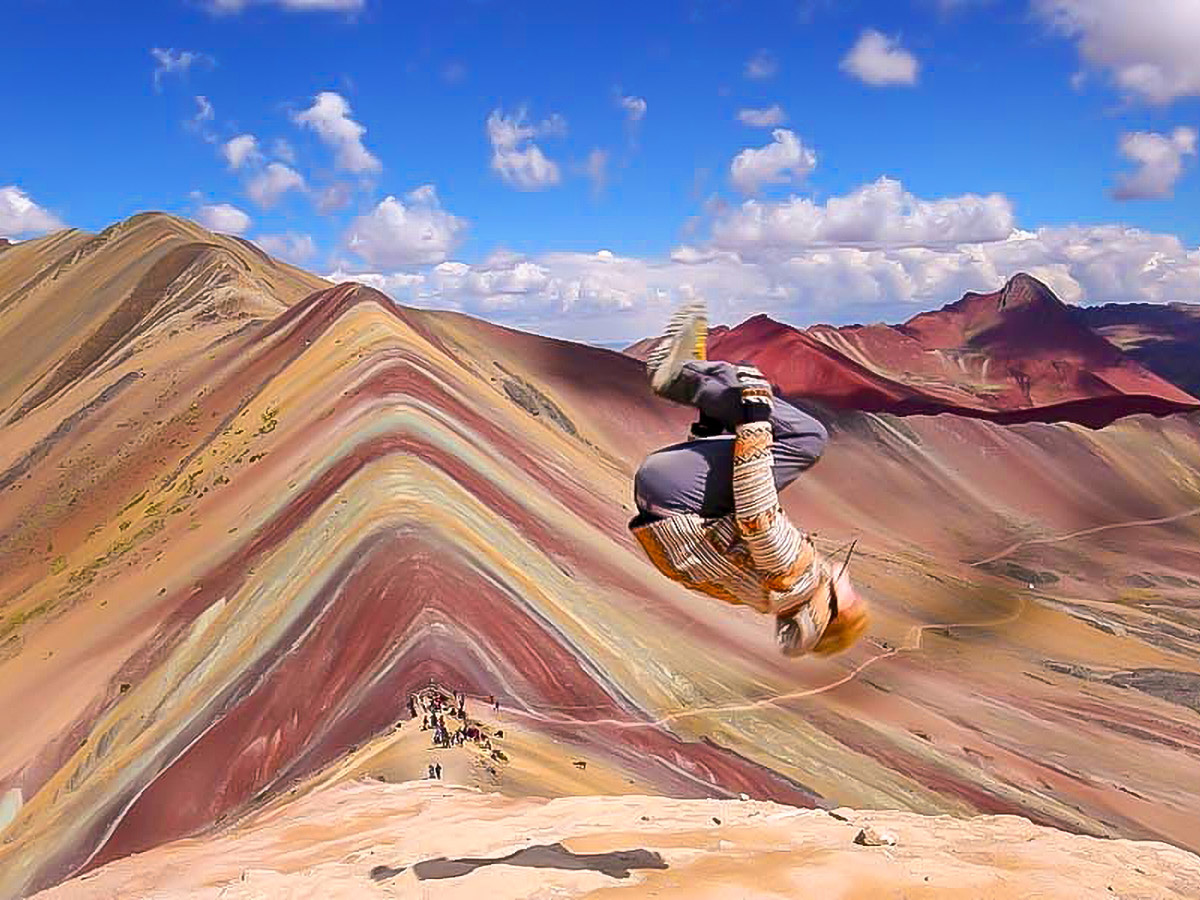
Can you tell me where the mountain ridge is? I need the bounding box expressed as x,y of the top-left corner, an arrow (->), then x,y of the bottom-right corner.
630,272 -> 1198,428
3,215 -> 1200,898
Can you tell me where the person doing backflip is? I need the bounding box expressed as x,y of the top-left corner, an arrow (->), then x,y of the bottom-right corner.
629,302 -> 869,658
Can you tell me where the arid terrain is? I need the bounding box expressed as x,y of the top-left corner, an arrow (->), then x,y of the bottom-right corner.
2,214 -> 1199,898
33,782 -> 1200,899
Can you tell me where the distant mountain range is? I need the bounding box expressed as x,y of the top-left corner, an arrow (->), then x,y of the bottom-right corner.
1079,301 -> 1200,401
629,273 -> 1200,428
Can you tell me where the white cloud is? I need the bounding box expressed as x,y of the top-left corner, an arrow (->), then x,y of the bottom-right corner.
344,185 -> 467,267
744,49 -> 779,80
326,269 -> 427,296
246,162 -> 307,208
314,182 -> 353,214
206,0 -> 364,12
713,176 -> 1015,253
1113,126 -> 1198,200
222,134 -> 262,170
151,48 -> 213,91
330,213 -> 1200,343
0,186 -> 63,238
840,29 -> 919,86
256,232 -> 317,264
486,107 -> 566,191
271,137 -> 297,163
186,95 -> 217,143
292,91 -> 381,174
1035,0 -> 1200,104
737,104 -> 788,127
729,129 -> 818,195
582,148 -> 609,196
619,95 -> 647,122
194,202 -> 252,234
192,95 -> 214,124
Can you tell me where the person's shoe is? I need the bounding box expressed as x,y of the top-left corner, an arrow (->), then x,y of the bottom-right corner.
646,300 -> 707,398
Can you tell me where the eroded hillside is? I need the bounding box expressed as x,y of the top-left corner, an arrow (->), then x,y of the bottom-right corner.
2,215 -> 1199,898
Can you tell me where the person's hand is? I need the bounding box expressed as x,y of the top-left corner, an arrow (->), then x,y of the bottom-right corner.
736,364 -> 773,423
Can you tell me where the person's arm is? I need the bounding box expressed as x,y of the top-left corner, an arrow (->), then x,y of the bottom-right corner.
731,367 -> 807,590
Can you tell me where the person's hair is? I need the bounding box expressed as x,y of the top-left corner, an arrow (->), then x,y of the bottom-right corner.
812,596 -> 870,656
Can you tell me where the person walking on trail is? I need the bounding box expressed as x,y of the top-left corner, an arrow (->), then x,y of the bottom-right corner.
630,301 -> 869,658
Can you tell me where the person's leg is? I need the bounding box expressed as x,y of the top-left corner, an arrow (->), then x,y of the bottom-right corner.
765,396 -> 828,493
633,435 -> 734,519
655,360 -> 746,429
635,365 -> 828,519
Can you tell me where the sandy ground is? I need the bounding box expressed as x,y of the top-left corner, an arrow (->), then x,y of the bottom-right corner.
34,779 -> 1200,899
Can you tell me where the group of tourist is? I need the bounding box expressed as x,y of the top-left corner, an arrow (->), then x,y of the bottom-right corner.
408,683 -> 508,772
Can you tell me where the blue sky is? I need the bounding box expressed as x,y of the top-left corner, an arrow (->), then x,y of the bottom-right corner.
4,0 -> 1200,341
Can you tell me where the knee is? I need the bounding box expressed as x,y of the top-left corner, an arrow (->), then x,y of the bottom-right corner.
780,417 -> 827,467
633,462 -> 656,514
809,420 -> 829,461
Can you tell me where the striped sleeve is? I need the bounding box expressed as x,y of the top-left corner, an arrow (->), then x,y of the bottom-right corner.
732,420 -> 805,591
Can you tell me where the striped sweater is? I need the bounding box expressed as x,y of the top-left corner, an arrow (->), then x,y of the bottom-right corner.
631,420 -> 834,632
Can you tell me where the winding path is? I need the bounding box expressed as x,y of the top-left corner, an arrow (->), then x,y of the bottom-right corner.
508,503 -> 1200,731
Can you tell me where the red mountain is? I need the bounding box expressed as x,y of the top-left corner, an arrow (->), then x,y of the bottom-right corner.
1079,301 -> 1200,401
638,274 -> 1199,428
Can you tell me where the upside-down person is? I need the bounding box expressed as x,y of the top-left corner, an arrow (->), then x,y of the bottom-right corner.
628,302 -> 869,658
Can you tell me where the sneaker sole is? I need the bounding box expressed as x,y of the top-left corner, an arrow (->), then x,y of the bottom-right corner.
648,303 -> 707,395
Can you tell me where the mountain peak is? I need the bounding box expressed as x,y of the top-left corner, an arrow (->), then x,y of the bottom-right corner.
998,272 -> 1063,312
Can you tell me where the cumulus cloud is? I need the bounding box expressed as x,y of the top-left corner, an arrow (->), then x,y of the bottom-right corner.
744,49 -> 779,80
713,176 -> 1015,254
256,232 -> 317,264
223,134 -> 262,170
729,129 -> 817,195
840,29 -> 919,86
325,269 -> 428,297
1035,0 -> 1200,104
331,214 -> 1200,343
737,104 -> 788,127
486,107 -> 566,191
206,0 -> 364,13
151,48 -> 213,91
501,230 -> 1196,337
344,185 -> 467,267
292,91 -> 381,174
246,162 -> 307,208
194,202 -> 252,234
619,95 -> 647,122
0,185 -> 63,238
1113,126 -> 1198,199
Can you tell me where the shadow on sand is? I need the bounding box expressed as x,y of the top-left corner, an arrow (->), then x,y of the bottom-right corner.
369,841 -> 668,882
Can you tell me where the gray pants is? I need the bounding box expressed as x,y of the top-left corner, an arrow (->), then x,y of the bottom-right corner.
634,361 -> 828,519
